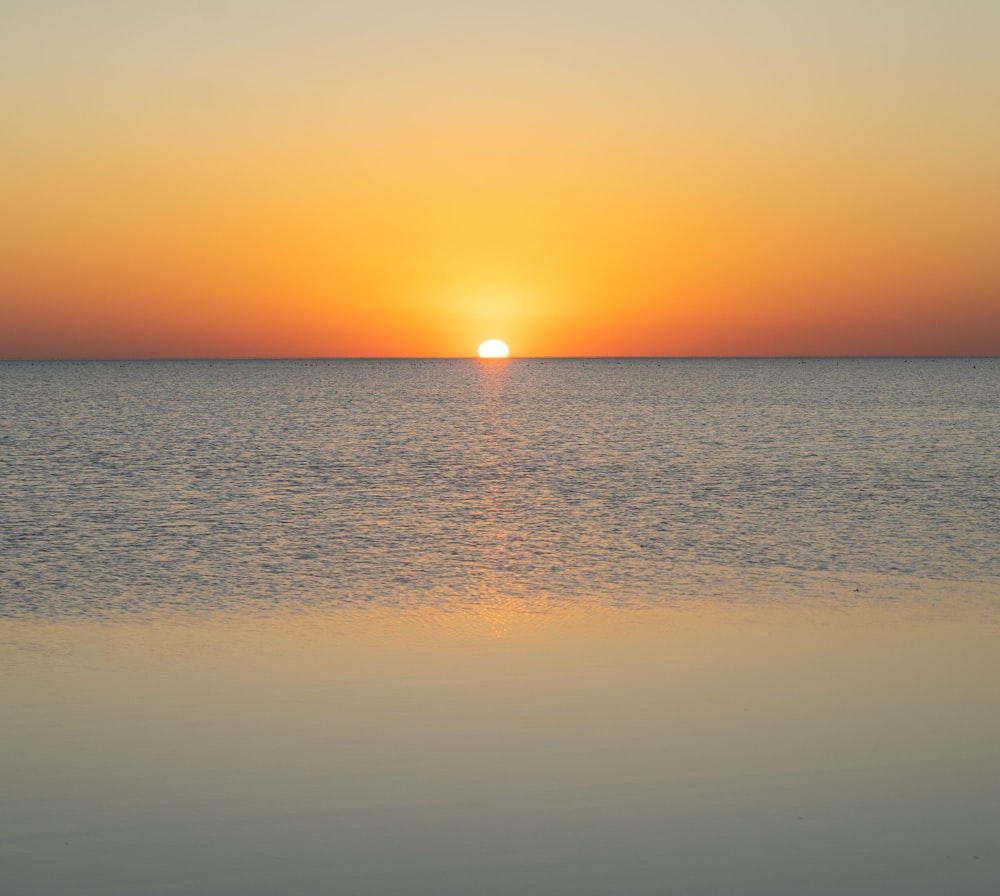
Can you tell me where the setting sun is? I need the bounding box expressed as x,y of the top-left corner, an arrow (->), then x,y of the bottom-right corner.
477,339 -> 510,359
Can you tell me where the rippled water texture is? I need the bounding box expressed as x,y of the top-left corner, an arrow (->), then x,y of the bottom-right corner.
2,358 -> 997,618
2,359 -> 998,896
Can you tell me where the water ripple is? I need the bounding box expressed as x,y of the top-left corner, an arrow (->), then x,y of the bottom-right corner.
2,358 -> 997,620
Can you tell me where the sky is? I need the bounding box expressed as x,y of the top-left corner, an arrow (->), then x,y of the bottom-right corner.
2,0 -> 998,358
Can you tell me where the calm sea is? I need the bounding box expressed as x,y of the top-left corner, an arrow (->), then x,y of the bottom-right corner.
2,358 -> 998,895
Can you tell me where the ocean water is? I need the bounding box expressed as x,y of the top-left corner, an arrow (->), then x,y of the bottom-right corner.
2,358 -> 998,895
2,358 -> 997,616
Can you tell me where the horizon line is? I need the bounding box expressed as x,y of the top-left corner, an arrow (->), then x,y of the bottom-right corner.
2,354 -> 995,362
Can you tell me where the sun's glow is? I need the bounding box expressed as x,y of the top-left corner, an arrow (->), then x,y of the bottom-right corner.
477,339 -> 510,359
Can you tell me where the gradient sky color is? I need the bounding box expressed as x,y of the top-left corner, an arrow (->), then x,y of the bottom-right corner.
2,1 -> 998,357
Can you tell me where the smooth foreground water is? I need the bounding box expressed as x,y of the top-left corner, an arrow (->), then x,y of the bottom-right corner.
2,358 -> 998,894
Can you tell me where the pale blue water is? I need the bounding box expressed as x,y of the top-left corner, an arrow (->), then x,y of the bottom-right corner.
2,358 -> 997,618
2,358 -> 999,896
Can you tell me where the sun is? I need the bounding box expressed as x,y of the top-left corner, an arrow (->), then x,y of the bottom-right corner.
477,339 -> 510,359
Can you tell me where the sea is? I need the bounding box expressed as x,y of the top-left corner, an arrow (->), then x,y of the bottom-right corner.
2,358 -> 998,895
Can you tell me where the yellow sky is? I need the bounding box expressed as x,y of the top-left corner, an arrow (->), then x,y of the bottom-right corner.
2,1 -> 998,356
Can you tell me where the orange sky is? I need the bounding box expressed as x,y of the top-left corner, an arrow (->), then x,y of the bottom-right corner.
2,2 -> 998,358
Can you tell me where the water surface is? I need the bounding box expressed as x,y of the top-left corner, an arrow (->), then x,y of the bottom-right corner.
1,359 -> 998,894
3,358 -> 996,616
